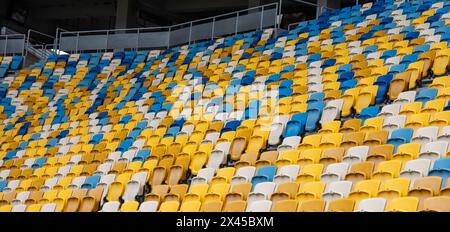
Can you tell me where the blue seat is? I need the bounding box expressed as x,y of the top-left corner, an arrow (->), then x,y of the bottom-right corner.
10,56 -> 23,70
415,88 -> 437,103
428,158 -> 450,188
387,128 -> 414,152
132,149 -> 151,162
305,101 -> 325,132
116,139 -> 134,152
279,87 -> 293,98
221,120 -> 241,134
340,79 -> 357,93
374,74 -> 393,103
338,71 -> 355,82
89,134 -> 104,145
356,105 -> 380,123
0,180 -> 7,192
165,126 -> 180,138
381,50 -> 397,60
32,157 -> 47,169
81,175 -> 101,190
284,121 -> 302,138
252,165 -> 277,186
307,93 -> 324,104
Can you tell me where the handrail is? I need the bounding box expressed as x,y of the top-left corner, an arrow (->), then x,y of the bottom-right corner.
57,3 -> 279,53
0,34 -> 26,57
286,0 -> 372,31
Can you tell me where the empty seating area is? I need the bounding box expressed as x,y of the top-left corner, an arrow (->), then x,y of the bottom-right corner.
1,0 -> 450,212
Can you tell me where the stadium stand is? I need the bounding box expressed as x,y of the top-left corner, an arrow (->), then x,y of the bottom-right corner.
0,0 -> 450,212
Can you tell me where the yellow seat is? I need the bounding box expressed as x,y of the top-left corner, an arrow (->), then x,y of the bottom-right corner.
378,178 -> 411,199
120,201 -> 139,212
360,117 -> 384,132
318,121 -> 341,134
327,199 -> 355,212
296,164 -> 324,183
354,85 -> 378,114
385,197 -> 419,212
399,102 -> 422,116
26,203 -> 42,212
297,149 -> 321,165
432,48 -> 450,76
392,142 -> 421,161
179,200 -> 202,212
159,201 -> 180,212
0,204 -> 12,212
298,134 -> 322,150
296,181 -> 326,200
372,160 -> 403,180
348,179 -> 381,200
421,99 -> 446,113
319,133 -> 343,148
341,88 -> 360,117
404,113 -> 430,129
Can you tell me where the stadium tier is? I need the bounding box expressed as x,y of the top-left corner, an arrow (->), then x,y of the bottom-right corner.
1,0 -> 450,212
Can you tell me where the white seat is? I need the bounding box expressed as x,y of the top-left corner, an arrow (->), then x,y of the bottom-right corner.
321,99 -> 344,124
130,171 -> 148,195
382,115 -> 406,131
41,177 -> 59,191
400,159 -> 431,185
55,165 -> 71,178
248,182 -> 276,202
278,136 -> 301,151
378,103 -> 402,117
68,176 -> 87,189
246,200 -> 272,212
366,52 -> 380,61
192,168 -> 215,184
132,139 -> 145,149
231,166 -> 256,183
268,122 -> 285,146
95,163 -> 113,175
122,181 -> 140,202
41,203 -> 57,212
385,56 -> 400,67
273,165 -> 300,183
394,91 -> 416,104
412,126 -> 439,144
214,142 -> 231,155
356,198 -> 386,212
138,201 -> 159,212
4,179 -> 20,192
67,155 -> 82,166
0,170 -> 10,180
321,181 -> 353,201
119,150 -> 137,162
101,201 -> 121,212
425,35 -> 440,44
307,84 -> 323,94
105,152 -> 122,163
320,162 -> 350,184
437,125 -> 450,143
206,150 -> 225,171
11,204 -> 27,212
203,132 -> 220,144
418,141 -> 448,162
98,174 -> 117,187
180,124 -> 195,136
12,191 -> 30,205
343,146 -> 369,164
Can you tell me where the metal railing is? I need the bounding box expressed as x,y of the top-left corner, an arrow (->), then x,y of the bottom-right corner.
25,29 -> 56,62
286,0 -> 337,31
57,3 -> 279,53
0,34 -> 26,57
